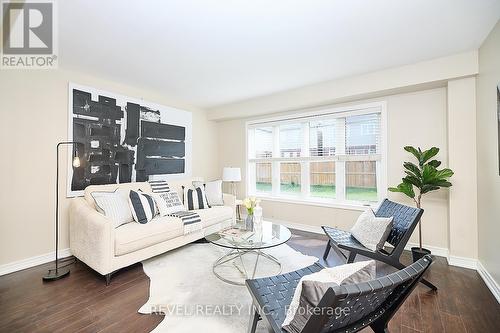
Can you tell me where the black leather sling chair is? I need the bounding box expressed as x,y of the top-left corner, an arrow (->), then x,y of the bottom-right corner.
322,198 -> 437,291
246,255 -> 433,333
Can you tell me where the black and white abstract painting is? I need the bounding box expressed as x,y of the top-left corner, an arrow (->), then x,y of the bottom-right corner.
67,83 -> 192,197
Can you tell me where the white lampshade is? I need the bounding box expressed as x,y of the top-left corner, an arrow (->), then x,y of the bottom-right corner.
222,167 -> 241,182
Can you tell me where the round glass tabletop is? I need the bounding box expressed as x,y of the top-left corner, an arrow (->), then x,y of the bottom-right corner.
205,221 -> 291,250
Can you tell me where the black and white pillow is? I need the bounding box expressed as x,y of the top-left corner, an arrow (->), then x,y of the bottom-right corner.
148,180 -> 170,193
182,186 -> 210,210
128,190 -> 157,224
153,191 -> 186,216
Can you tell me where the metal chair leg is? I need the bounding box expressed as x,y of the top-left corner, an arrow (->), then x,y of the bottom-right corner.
370,320 -> 389,333
323,241 -> 332,260
247,306 -> 260,333
347,252 -> 356,263
420,277 -> 438,291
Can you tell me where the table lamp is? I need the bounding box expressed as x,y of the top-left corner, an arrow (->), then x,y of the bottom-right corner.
222,167 -> 241,198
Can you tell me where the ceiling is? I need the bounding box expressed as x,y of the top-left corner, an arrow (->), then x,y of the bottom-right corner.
59,0 -> 500,109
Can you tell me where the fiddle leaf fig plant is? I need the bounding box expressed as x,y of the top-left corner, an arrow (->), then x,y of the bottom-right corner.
388,146 -> 454,250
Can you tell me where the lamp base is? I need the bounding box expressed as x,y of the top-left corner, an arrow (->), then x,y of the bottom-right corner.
42,266 -> 70,281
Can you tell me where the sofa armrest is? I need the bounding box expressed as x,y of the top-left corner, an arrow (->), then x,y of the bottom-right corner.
69,197 -> 113,275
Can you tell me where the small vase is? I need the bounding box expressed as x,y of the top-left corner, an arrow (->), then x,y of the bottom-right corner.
245,214 -> 254,231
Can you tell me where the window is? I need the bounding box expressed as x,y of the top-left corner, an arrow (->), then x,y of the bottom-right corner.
310,161 -> 335,198
247,103 -> 386,206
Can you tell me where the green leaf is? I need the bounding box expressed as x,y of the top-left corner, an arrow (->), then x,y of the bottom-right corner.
403,162 -> 421,178
404,146 -> 421,162
435,168 -> 454,179
427,160 -> 442,168
420,147 -> 440,164
404,175 -> 422,188
421,164 -> 438,183
388,181 -> 415,199
433,180 -> 452,187
421,184 -> 440,194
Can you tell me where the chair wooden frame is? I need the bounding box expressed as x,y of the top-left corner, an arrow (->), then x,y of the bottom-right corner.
246,255 -> 434,333
322,198 -> 437,291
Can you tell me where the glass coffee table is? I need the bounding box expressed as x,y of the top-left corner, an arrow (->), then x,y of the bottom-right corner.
205,221 -> 292,285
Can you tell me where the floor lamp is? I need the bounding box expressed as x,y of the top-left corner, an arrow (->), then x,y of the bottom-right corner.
43,141 -> 83,281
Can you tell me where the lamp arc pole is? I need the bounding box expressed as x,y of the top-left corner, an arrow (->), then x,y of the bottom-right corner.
43,141 -> 81,281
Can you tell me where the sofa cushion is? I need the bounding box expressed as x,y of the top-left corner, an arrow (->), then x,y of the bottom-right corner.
194,206 -> 233,228
114,216 -> 183,256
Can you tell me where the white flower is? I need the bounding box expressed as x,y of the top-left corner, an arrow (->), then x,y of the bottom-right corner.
243,198 -> 251,209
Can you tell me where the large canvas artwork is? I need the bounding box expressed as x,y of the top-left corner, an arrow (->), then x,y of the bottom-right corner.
67,83 -> 192,197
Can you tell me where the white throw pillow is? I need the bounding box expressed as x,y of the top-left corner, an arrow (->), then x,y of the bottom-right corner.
153,191 -> 186,216
282,260 -> 376,332
91,189 -> 134,228
204,180 -> 224,206
350,209 -> 393,251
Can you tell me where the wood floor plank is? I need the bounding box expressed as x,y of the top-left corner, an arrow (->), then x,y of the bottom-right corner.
440,312 -> 467,333
1,229 -> 499,333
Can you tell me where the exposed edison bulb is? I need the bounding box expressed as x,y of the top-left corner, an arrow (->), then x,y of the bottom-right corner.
72,156 -> 81,168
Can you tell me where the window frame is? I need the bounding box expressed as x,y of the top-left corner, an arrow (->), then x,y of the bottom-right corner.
245,101 -> 387,210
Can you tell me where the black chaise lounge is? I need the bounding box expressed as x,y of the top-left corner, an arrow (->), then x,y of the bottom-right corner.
322,198 -> 437,291
246,255 -> 433,333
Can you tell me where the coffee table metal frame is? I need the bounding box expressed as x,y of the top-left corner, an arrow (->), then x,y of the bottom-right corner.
207,223 -> 291,286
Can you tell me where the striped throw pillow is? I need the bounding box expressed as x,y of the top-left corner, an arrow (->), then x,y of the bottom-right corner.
148,180 -> 170,193
129,190 -> 157,224
182,186 -> 210,210
91,189 -> 134,228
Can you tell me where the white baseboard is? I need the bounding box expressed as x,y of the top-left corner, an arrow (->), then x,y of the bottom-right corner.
273,219 -> 324,235
477,261 -> 500,303
447,255 -> 477,270
0,248 -> 72,276
405,242 -> 449,258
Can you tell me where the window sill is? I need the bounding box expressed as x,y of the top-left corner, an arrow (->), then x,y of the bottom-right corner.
250,194 -> 377,211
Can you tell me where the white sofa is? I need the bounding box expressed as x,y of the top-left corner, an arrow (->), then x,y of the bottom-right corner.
69,179 -> 235,284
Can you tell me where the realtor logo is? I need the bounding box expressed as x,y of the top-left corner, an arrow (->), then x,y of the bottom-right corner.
1,0 -> 57,69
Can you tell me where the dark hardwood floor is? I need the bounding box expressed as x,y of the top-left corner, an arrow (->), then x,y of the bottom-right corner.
1,230 -> 499,333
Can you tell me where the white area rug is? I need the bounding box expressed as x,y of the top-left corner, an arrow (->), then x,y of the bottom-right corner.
139,243 -> 318,333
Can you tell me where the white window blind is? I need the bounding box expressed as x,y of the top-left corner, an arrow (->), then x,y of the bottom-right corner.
254,127 -> 273,158
309,120 -> 336,157
247,103 -> 386,204
345,113 -> 381,155
280,124 -> 302,157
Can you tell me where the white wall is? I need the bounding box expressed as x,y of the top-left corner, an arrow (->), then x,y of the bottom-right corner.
0,69 -> 219,266
217,88 -> 450,250
447,77 -> 478,263
208,51 -> 478,120
477,20 -> 500,287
